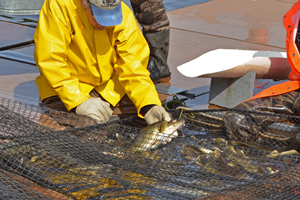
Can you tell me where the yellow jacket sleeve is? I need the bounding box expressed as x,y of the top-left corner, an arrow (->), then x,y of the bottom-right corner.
34,0 -> 90,110
113,9 -> 162,116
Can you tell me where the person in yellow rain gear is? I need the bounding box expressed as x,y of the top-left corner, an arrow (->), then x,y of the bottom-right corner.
34,0 -> 172,127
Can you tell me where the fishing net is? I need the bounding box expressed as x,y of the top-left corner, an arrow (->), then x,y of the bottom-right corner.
1,97 -> 300,199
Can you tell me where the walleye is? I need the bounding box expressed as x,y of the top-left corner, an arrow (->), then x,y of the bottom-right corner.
129,119 -> 185,152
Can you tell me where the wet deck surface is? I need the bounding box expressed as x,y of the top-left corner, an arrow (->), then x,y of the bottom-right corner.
0,0 -> 297,109
0,21 -> 35,50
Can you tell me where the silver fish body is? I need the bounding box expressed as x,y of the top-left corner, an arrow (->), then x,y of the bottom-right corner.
130,119 -> 185,152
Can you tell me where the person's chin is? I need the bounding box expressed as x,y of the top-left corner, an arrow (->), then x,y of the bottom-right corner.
94,24 -> 107,30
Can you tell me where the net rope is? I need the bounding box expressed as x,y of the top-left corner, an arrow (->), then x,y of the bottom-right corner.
1,97 -> 300,199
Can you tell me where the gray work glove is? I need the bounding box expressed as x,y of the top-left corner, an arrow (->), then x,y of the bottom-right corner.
76,97 -> 113,124
144,105 -> 171,125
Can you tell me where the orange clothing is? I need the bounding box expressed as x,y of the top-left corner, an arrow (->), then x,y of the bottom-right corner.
246,0 -> 300,102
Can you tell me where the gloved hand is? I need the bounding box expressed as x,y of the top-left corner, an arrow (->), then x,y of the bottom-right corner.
144,106 -> 177,145
144,105 -> 171,125
76,97 -> 113,124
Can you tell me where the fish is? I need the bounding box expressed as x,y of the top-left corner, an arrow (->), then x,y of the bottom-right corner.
129,119 -> 185,152
267,149 -> 300,158
212,137 -> 275,152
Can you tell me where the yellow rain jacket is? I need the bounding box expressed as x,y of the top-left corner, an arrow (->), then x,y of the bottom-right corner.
34,0 -> 161,116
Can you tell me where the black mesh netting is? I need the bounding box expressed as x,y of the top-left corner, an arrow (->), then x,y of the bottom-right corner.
1,97 -> 300,199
